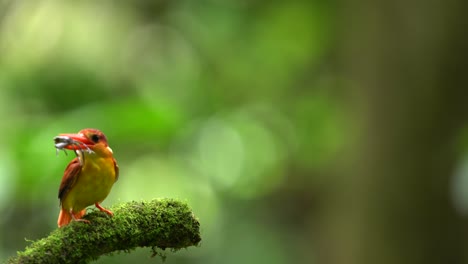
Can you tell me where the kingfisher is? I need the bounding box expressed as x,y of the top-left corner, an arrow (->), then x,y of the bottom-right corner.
54,128 -> 119,227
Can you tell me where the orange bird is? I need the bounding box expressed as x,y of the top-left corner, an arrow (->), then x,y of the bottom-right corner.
54,128 -> 119,228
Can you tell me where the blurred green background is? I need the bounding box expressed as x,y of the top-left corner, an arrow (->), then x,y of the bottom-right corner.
0,1 -> 467,264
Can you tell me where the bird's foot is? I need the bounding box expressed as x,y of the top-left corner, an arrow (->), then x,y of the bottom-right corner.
73,218 -> 91,224
69,209 -> 90,224
95,203 -> 114,217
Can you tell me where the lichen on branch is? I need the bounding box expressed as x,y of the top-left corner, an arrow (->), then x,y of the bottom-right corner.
6,199 -> 201,264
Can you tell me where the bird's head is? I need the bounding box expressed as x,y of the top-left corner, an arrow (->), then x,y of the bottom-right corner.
54,128 -> 113,156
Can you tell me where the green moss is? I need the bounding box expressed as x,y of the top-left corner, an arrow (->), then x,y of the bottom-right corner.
6,199 -> 201,264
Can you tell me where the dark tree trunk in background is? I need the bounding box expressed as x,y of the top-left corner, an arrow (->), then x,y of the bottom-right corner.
322,0 -> 468,263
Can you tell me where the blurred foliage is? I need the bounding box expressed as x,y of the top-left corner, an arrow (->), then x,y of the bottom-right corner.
0,0 -> 415,263
1,0 -> 467,263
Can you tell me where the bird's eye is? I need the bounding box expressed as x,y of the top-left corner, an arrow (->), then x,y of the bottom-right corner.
90,134 -> 100,143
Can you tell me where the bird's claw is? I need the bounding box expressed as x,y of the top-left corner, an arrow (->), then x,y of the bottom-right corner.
95,203 -> 114,217
73,218 -> 91,224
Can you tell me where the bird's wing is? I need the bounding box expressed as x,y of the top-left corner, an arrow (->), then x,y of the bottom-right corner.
113,158 -> 119,182
58,157 -> 82,203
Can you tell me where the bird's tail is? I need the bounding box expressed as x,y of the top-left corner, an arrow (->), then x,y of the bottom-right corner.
58,208 -> 86,228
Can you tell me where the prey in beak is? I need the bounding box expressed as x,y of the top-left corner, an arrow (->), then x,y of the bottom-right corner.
54,133 -> 95,164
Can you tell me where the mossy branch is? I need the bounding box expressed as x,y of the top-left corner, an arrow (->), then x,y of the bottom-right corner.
6,199 -> 201,264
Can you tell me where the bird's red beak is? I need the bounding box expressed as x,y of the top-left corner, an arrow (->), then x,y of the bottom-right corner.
54,133 -> 93,150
